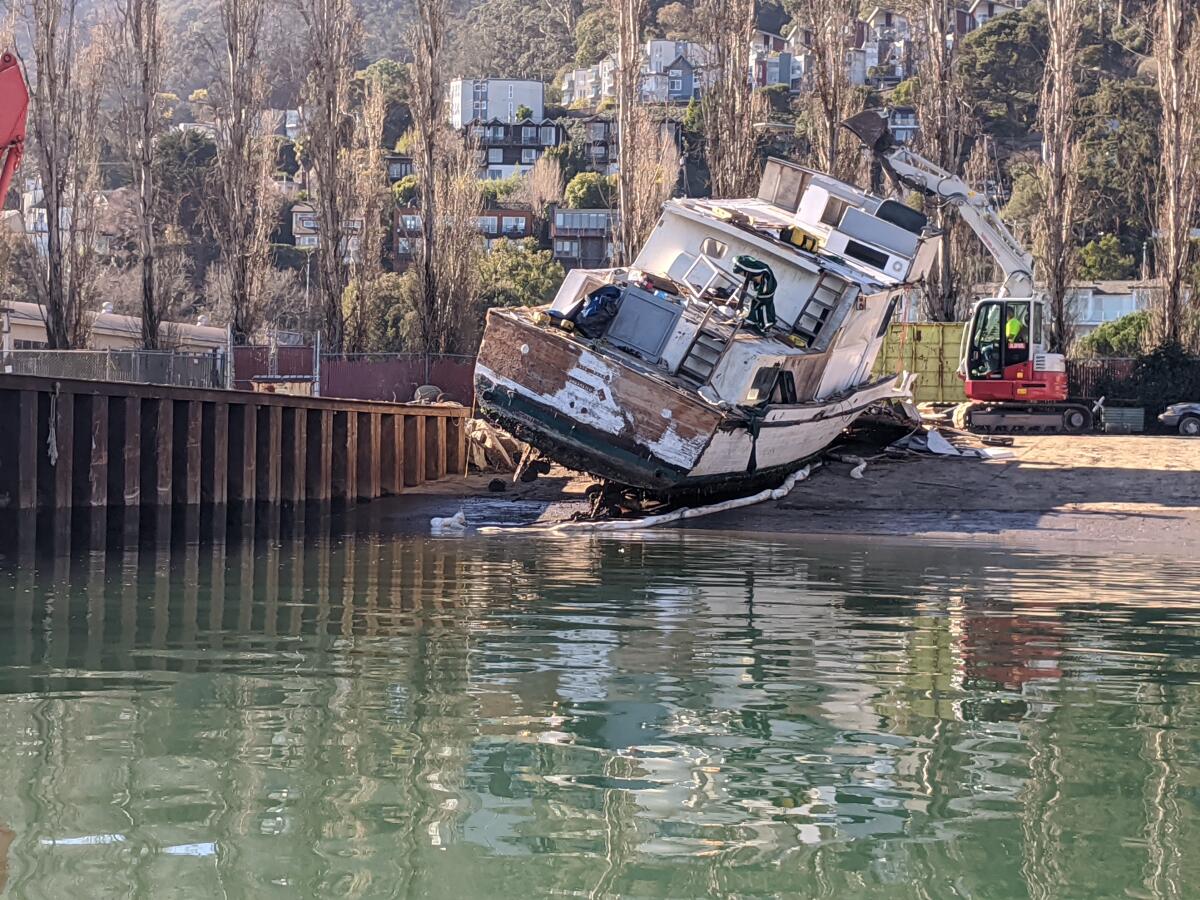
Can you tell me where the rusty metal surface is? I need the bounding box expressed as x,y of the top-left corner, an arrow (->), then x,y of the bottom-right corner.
874,322 -> 967,404
0,373 -> 467,417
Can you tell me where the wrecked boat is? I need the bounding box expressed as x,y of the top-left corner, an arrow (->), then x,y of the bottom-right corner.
475,155 -> 938,495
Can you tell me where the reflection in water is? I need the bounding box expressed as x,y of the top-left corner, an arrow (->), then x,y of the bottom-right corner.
0,535 -> 1197,898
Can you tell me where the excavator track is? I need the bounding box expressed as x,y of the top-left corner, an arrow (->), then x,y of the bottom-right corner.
953,401 -> 1093,435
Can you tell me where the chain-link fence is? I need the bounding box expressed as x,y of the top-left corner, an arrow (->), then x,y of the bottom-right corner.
1,349 -> 227,389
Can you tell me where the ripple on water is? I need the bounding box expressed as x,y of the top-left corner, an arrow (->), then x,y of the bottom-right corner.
0,535 -> 1196,898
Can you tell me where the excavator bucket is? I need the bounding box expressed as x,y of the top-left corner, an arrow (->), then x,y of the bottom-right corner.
0,51 -> 29,202
840,110 -> 894,155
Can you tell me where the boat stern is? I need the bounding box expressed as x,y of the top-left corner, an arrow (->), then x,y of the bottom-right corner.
474,309 -> 721,490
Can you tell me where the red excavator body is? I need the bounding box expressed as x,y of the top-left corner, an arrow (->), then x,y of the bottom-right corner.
0,51 -> 29,203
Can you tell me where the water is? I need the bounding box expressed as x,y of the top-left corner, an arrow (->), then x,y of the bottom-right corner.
0,533 -> 1197,899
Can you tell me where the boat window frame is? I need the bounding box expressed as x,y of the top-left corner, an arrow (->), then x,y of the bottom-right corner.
681,254 -> 740,300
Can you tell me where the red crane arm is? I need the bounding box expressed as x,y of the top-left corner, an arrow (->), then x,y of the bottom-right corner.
0,51 -> 29,203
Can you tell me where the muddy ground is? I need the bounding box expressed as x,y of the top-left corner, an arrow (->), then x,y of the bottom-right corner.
352,432 -> 1200,554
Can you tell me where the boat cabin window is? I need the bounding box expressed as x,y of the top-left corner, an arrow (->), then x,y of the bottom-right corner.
699,237 -> 727,259
604,286 -> 681,362
844,240 -> 889,270
876,295 -> 900,338
745,366 -> 797,405
681,254 -> 740,299
820,196 -> 849,227
757,159 -> 810,212
876,200 -> 927,235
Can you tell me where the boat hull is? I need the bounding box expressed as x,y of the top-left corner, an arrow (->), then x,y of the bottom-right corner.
475,308 -> 905,494
475,309 -> 721,491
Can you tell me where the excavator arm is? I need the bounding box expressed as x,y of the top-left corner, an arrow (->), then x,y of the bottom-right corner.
842,111 -> 1034,299
0,51 -> 28,204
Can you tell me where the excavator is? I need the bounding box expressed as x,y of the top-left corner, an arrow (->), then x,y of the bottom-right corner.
0,52 -> 26,205
843,111 -> 1097,434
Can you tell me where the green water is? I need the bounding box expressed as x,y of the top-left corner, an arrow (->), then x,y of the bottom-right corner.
0,534 -> 1197,899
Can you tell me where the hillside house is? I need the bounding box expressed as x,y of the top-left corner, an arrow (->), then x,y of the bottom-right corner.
393,206 -> 536,264
549,205 -> 618,270
967,0 -> 1019,29
291,201 -> 363,261
467,118 -> 564,179
448,78 -> 544,128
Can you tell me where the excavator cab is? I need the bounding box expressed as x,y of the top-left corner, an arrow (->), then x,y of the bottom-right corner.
966,299 -> 1038,380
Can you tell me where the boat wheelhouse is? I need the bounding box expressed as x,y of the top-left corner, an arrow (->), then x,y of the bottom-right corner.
475,156 -> 937,495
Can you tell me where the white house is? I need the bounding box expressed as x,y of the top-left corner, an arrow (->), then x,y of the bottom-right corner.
447,79 -> 544,128
972,280 -> 1154,336
968,0 -> 1019,29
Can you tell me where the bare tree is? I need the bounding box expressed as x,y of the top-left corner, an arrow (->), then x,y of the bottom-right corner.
523,154 -> 564,232
23,0 -> 104,348
609,0 -> 682,260
402,130 -> 483,352
1033,0 -> 1087,353
694,0 -> 761,198
206,0 -> 275,343
1151,0 -> 1200,348
620,117 -> 680,259
792,0 -> 859,180
296,0 -> 362,352
110,0 -> 168,347
903,0 -> 971,321
407,0 -> 484,353
953,136 -> 1002,292
344,71 -> 388,353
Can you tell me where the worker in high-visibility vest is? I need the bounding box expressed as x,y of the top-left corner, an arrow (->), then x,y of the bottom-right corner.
1005,311 -> 1026,344
732,255 -> 777,331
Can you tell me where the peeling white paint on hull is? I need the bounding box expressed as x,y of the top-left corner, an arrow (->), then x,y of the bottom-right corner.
475,361 -> 712,471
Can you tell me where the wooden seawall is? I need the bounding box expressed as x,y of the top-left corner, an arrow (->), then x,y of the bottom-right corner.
0,375 -> 468,547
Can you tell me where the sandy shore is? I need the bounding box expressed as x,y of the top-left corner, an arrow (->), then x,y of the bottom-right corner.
350,433 -> 1200,553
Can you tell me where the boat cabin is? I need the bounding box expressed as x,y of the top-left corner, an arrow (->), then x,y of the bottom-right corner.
546,158 -> 934,410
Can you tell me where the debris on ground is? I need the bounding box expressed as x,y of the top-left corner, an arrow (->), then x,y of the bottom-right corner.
466,419 -> 526,472
430,510 -> 467,534
888,425 -> 1015,459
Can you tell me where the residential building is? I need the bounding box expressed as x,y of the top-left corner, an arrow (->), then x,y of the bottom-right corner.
643,53 -> 703,103
291,201 -> 363,261
394,208 -> 423,263
448,78 -> 544,129
392,206 -> 537,264
467,117 -> 564,179
967,0 -> 1019,29
384,153 -> 414,183
1071,281 -> 1154,335
575,115 -> 619,174
752,49 -> 795,90
292,201 -> 321,249
753,3 -> 791,55
476,208 -> 536,248
562,40 -> 711,107
972,280 -> 1154,335
856,7 -> 913,84
549,205 -> 618,269
1,300 -> 226,351
887,105 -> 919,144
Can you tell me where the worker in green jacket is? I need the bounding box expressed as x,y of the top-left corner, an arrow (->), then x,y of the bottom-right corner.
1005,310 -> 1027,344
733,255 -> 777,331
